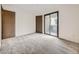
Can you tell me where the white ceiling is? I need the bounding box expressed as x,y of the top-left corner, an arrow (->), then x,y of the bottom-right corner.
2,4 -> 79,15
2,4 -> 60,15
4,4 -> 57,11
15,4 -> 59,14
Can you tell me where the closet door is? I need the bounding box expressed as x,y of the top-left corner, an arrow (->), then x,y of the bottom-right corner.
2,10 -> 15,39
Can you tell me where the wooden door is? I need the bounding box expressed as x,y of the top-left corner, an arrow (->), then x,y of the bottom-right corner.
2,10 -> 15,39
36,16 -> 42,33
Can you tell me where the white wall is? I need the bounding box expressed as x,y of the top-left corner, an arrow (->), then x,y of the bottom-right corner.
59,5 -> 79,43
0,5 -> 1,47
2,5 -> 36,37
15,11 -> 35,36
42,5 -> 79,43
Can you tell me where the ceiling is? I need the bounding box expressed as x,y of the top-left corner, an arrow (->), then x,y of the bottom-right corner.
2,4 -> 60,15
2,4 -> 79,15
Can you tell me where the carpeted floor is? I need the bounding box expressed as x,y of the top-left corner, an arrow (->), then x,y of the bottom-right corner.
0,33 -> 79,54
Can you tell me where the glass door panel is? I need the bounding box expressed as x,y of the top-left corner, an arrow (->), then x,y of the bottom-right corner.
45,15 -> 50,34
50,13 -> 57,36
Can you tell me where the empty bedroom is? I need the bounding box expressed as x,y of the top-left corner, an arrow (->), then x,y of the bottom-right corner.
0,4 -> 79,54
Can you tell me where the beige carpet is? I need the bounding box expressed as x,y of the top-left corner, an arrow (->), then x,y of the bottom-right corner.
0,33 -> 78,54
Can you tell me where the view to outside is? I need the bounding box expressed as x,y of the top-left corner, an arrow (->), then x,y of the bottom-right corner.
45,13 -> 57,36
50,13 -> 57,36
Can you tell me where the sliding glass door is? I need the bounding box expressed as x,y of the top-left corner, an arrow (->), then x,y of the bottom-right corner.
45,15 -> 50,34
44,11 -> 59,37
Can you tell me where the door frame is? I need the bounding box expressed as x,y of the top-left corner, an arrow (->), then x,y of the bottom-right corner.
44,11 -> 59,38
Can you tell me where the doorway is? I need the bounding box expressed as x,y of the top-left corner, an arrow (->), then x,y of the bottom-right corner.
44,11 -> 59,37
36,16 -> 42,33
